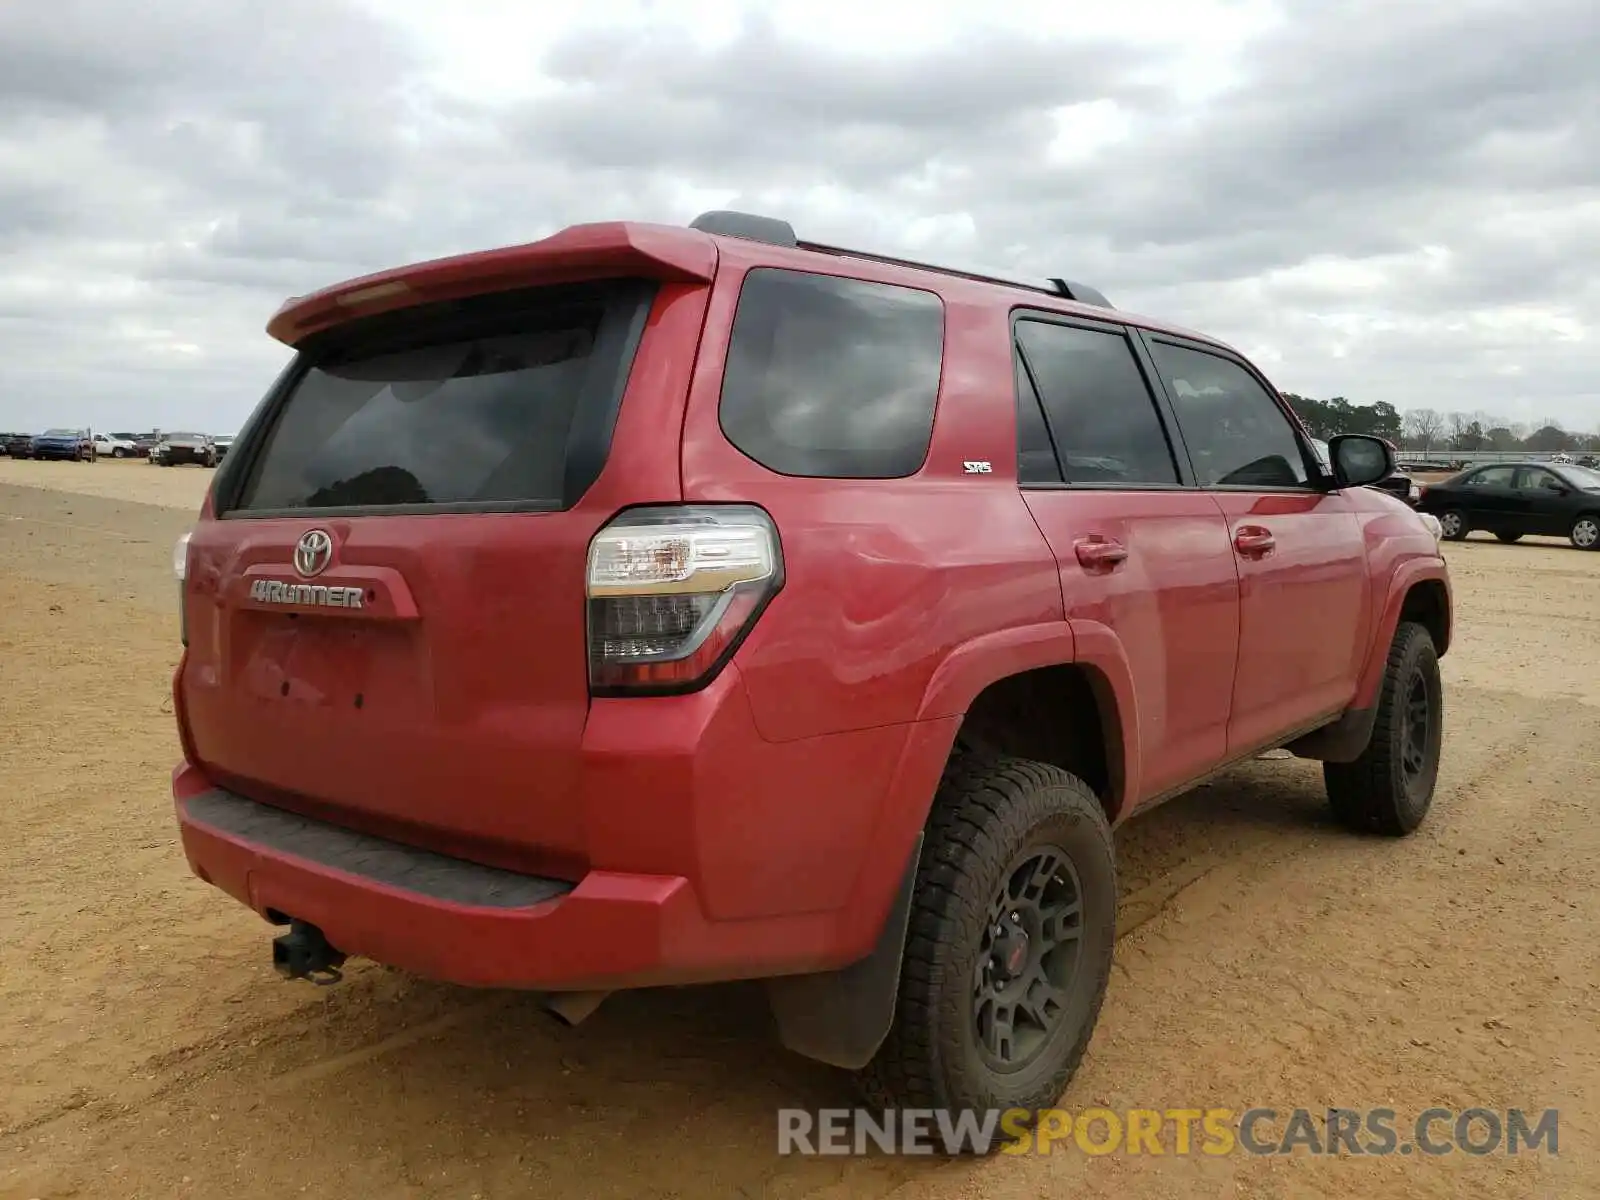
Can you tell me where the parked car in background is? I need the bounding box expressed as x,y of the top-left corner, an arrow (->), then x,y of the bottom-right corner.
1,433 -> 32,457
1416,461 -> 1600,549
31,428 -> 96,462
111,432 -> 156,458
212,435 -> 234,463
92,433 -> 139,458
153,432 -> 218,467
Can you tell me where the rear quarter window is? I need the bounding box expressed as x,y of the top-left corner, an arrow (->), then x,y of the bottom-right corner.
717,268 -> 945,478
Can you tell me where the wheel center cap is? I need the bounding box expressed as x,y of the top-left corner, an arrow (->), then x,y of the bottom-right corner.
992,927 -> 1031,981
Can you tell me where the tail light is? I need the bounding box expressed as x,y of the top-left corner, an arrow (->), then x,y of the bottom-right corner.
173,529 -> 193,645
586,504 -> 782,695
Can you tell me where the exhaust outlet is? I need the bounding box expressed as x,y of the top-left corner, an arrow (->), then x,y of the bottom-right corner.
542,990 -> 611,1026
272,920 -> 348,986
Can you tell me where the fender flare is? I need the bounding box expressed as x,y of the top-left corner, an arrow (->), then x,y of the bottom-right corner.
766,621 -> 1144,1071
915,620 -> 1080,721
915,616 -> 1140,821
1353,557 -> 1452,709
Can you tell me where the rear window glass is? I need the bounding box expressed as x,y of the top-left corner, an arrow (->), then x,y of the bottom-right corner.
232,286 -> 646,512
718,268 -> 944,478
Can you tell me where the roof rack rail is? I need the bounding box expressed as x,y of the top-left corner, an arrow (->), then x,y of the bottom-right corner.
684,210 -> 1112,309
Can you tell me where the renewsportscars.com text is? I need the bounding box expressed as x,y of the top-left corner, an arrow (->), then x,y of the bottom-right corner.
777,1106 -> 1560,1157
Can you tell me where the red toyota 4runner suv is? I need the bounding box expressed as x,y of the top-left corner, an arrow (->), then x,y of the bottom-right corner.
169,211 -> 1451,1124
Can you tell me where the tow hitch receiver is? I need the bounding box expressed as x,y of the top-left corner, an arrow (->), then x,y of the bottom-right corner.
272,920 -> 348,986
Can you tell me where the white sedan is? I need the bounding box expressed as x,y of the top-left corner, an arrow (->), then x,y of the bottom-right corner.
91,433 -> 137,458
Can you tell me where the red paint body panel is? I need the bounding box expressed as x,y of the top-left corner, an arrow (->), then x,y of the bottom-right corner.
1023,490 -> 1240,812
678,272 -> 1064,743
171,221 -> 1452,996
1347,490 -> 1454,707
181,281 -> 712,883
1207,489 -> 1373,753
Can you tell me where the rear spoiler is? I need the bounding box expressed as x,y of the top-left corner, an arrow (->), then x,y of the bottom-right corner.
266,222 -> 720,348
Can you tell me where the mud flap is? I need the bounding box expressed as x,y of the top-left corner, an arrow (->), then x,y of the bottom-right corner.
1285,704 -> 1378,763
765,832 -> 923,1071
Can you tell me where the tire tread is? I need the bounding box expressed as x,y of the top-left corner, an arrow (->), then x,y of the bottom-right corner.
1323,620 -> 1439,836
856,751 -> 1114,1119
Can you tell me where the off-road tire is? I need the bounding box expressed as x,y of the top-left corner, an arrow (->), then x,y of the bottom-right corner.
855,752 -> 1116,1146
1570,514 -> 1600,551
1324,620 -> 1442,836
1438,509 -> 1468,540
1495,531 -> 1522,543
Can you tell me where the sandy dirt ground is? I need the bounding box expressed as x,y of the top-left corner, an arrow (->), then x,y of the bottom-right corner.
1,459 -> 1596,1199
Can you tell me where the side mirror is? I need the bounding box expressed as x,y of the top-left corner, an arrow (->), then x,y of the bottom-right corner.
1328,434 -> 1394,488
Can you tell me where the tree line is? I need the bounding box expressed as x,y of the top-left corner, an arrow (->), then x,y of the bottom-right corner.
1280,394 -> 1600,456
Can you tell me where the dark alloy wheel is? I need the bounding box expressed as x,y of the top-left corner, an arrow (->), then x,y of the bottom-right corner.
1397,671 -> 1432,788
1325,620 -> 1443,836
856,752 -> 1116,1147
973,847 -> 1084,1073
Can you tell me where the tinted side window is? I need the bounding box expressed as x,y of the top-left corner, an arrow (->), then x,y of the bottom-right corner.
1014,320 -> 1178,486
1015,354 -> 1062,483
1149,342 -> 1311,488
718,269 -> 944,478
1465,466 -> 1515,487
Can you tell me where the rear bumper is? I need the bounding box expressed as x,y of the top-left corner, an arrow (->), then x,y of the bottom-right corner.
176,776 -> 716,989
172,674 -> 960,991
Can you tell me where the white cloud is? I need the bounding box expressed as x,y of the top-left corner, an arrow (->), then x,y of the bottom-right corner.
0,0 -> 1595,438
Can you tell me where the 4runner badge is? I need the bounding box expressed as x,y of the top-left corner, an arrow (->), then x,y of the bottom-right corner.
248,579 -> 366,609
963,460 -> 993,474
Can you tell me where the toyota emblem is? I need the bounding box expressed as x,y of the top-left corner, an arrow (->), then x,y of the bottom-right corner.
293,529 -> 334,578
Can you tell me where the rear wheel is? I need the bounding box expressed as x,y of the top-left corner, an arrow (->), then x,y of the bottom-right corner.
1438,509 -> 1468,540
1571,515 -> 1600,551
1324,620 -> 1442,836
857,752 -> 1116,1144
1494,531 -> 1522,543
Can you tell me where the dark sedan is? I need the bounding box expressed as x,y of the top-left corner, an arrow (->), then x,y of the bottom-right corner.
2,432 -> 33,458
153,432 -> 217,467
1416,461 -> 1600,550
30,428 -> 95,462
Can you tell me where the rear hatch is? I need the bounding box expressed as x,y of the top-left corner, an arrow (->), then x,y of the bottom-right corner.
178,245 -> 712,878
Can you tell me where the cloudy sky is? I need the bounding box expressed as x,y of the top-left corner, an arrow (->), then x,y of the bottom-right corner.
1,0 -> 1596,435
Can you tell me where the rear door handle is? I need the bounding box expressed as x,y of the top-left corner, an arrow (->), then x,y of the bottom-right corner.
1074,536 -> 1129,570
1233,525 -> 1276,558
